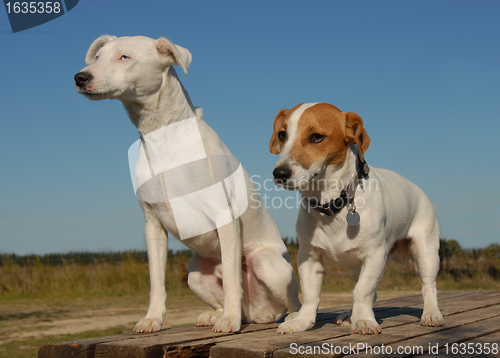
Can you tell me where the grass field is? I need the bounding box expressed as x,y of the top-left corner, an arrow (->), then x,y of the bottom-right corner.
1,240 -> 499,358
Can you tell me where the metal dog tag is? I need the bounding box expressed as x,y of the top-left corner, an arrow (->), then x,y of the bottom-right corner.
346,211 -> 360,226
346,203 -> 360,227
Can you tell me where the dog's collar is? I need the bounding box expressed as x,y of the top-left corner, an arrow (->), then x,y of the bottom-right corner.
308,156 -> 369,216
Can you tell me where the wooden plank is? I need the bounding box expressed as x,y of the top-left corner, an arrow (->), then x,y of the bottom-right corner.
270,292 -> 493,358
434,290 -> 496,301
165,306 -> 421,358
216,293 -> 495,358
164,317 -> 323,358
210,323 -> 348,358
419,330 -> 500,357
38,291 -> 500,358
312,290 -> 452,325
377,290 -> 471,305
210,305 -> 436,358
94,321 -> 281,358
368,290 -> 500,320
163,295 -> 438,358
37,333 -> 139,358
315,290 -> 484,316
347,306 -> 500,357
36,290 -> 475,358
163,307 -> 416,358
435,293 -> 500,318
37,325 -> 202,358
94,328 -> 234,358
310,290 -> 480,333
266,301 -> 500,357
372,314 -> 500,358
460,329 -> 500,344
382,291 -> 500,313
273,305 -> 500,358
164,335 -> 242,358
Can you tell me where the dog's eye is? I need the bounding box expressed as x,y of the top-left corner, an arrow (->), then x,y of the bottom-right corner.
95,55 -> 99,61
120,55 -> 131,61
278,131 -> 286,141
310,133 -> 325,143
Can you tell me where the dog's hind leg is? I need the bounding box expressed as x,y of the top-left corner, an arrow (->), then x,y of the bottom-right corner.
248,249 -> 301,321
134,210 -> 168,333
187,254 -> 225,326
409,217 -> 444,327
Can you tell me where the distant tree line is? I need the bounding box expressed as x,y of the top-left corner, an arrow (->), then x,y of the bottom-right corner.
0,249 -> 193,267
440,239 -> 500,264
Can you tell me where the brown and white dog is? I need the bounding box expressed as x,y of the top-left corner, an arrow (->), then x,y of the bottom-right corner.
269,102 -> 444,335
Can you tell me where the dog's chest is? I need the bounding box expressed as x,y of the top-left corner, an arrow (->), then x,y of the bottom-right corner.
306,214 -> 366,269
129,118 -> 248,242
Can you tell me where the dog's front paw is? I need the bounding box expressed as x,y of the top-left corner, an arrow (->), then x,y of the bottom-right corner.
196,310 -> 222,327
421,310 -> 445,327
350,319 -> 382,335
335,310 -> 351,327
134,316 -> 164,333
277,317 -> 314,334
213,315 -> 241,333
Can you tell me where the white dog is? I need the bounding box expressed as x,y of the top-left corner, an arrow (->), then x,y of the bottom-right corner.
74,35 -> 300,333
269,102 -> 444,335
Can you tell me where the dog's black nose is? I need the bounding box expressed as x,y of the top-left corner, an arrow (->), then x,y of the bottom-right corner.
74,72 -> 92,87
273,166 -> 292,181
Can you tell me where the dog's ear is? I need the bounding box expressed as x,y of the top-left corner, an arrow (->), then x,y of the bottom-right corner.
344,112 -> 370,162
85,35 -> 117,65
269,109 -> 289,155
156,37 -> 192,76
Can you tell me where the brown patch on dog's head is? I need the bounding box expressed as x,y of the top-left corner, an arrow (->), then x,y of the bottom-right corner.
269,109 -> 289,154
286,103 -> 357,170
344,111 -> 370,163
269,103 -> 370,173
289,103 -> 348,169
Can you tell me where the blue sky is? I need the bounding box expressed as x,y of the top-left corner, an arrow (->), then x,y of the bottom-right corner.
0,1 -> 499,255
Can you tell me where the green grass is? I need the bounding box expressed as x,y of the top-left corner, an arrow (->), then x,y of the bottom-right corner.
2,243 -> 500,301
0,251 -> 192,300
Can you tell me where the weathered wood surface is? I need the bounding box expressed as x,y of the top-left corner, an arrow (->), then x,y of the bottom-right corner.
38,291 -> 500,358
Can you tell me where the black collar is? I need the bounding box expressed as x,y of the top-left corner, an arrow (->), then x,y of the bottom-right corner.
308,156 -> 369,216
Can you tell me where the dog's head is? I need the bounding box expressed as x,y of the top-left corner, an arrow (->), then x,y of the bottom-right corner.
269,103 -> 370,190
74,35 -> 192,101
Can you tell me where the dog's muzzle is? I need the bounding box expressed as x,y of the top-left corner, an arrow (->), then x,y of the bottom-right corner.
273,165 -> 292,185
74,72 -> 92,87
